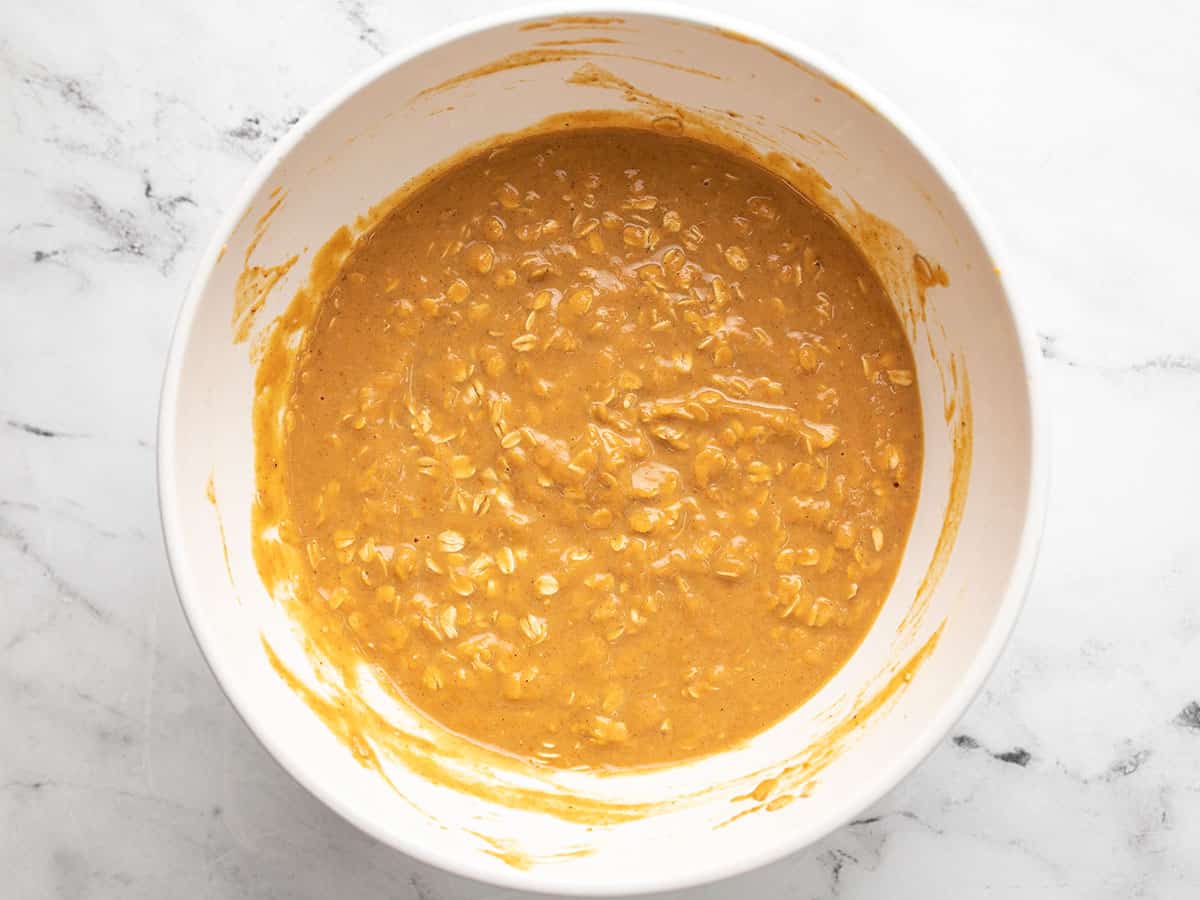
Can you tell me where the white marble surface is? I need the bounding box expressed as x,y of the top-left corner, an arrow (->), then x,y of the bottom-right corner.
3,0 -> 1199,896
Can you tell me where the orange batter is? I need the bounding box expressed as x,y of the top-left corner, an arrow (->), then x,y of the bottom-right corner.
267,128 -> 922,768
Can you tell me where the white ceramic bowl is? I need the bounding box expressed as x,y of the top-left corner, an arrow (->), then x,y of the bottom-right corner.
159,5 -> 1046,894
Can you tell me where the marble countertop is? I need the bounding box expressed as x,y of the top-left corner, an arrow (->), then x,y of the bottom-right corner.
4,0 -> 1199,896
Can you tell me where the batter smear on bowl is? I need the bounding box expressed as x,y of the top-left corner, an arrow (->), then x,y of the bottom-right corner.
272,128 -> 922,768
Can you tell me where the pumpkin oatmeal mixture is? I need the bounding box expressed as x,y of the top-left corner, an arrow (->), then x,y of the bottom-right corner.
273,128 -> 922,768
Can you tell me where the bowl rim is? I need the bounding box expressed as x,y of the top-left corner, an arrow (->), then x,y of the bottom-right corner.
157,2 -> 1049,894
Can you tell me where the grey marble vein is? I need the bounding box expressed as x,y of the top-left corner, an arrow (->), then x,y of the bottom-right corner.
339,0 -> 388,57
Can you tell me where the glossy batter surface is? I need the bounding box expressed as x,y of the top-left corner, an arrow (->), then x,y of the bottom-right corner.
277,128 -> 922,768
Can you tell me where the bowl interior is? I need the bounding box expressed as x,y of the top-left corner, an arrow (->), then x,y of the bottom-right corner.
161,9 -> 1039,894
